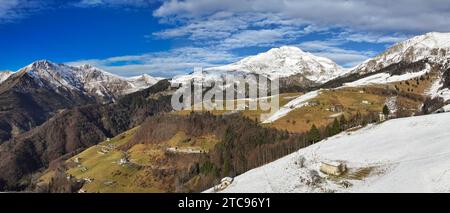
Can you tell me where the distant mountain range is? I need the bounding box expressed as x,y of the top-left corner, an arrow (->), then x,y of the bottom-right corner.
206,46 -> 347,82
0,80 -> 173,191
0,61 -> 162,142
171,46 -> 347,90
1,60 -> 162,102
172,32 -> 450,95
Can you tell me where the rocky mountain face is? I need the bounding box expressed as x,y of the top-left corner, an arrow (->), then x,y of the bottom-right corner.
327,32 -> 450,103
0,70 -> 96,142
351,32 -> 450,75
17,61 -> 160,102
0,61 -> 161,142
0,80 -> 174,191
0,71 -> 13,83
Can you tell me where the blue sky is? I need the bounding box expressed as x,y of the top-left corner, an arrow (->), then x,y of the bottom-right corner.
1,0 -> 450,77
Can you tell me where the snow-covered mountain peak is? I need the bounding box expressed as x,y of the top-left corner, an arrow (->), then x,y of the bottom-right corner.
0,71 -> 14,83
27,60 -> 57,69
405,32 -> 450,49
125,74 -> 164,94
228,45 -> 338,70
128,74 -> 160,82
352,32 -> 450,75
25,60 -> 83,80
265,45 -> 306,55
205,46 -> 346,83
74,64 -> 120,78
78,64 -> 94,69
23,61 -> 117,79
21,60 -> 83,91
382,32 -> 450,58
12,60 -> 161,101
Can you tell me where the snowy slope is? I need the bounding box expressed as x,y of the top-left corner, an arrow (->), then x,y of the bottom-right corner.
441,104 -> 450,112
209,113 -> 450,193
345,64 -> 431,87
263,63 -> 430,123
262,90 -> 320,123
127,74 -> 163,91
351,32 -> 450,75
0,71 -> 13,83
172,46 -> 347,85
208,46 -> 347,83
427,73 -> 450,102
14,60 -> 160,100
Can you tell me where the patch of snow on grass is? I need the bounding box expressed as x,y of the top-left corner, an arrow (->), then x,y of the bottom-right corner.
385,97 -> 398,114
261,90 -> 320,123
344,66 -> 429,87
427,77 -> 450,102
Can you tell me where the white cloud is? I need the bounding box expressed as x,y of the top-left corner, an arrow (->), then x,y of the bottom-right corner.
151,0 -> 431,57
75,0 -> 155,7
151,0 -> 433,68
67,0 -> 418,75
77,0 -> 104,6
0,0 -> 19,18
154,13 -> 248,41
67,47 -> 240,77
5,0 -> 443,75
0,0 -> 42,23
337,32 -> 410,44
315,52 -> 371,68
219,28 -> 296,49
297,40 -> 375,67
153,10 -> 327,50
154,0 -> 450,33
153,0 -> 283,18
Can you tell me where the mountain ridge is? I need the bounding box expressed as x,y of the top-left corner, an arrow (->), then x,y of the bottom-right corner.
350,32 -> 450,76
13,60 -> 162,101
0,60 -> 163,142
0,71 -> 13,84
207,46 -> 347,83
0,80 -> 174,191
172,46 -> 347,88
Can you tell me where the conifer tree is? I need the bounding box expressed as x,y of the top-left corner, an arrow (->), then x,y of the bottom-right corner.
331,118 -> 340,136
339,114 -> 347,130
383,105 -> 390,116
308,124 -> 321,143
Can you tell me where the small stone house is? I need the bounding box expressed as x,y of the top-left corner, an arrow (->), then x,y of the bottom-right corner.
214,177 -> 234,191
320,161 -> 347,176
